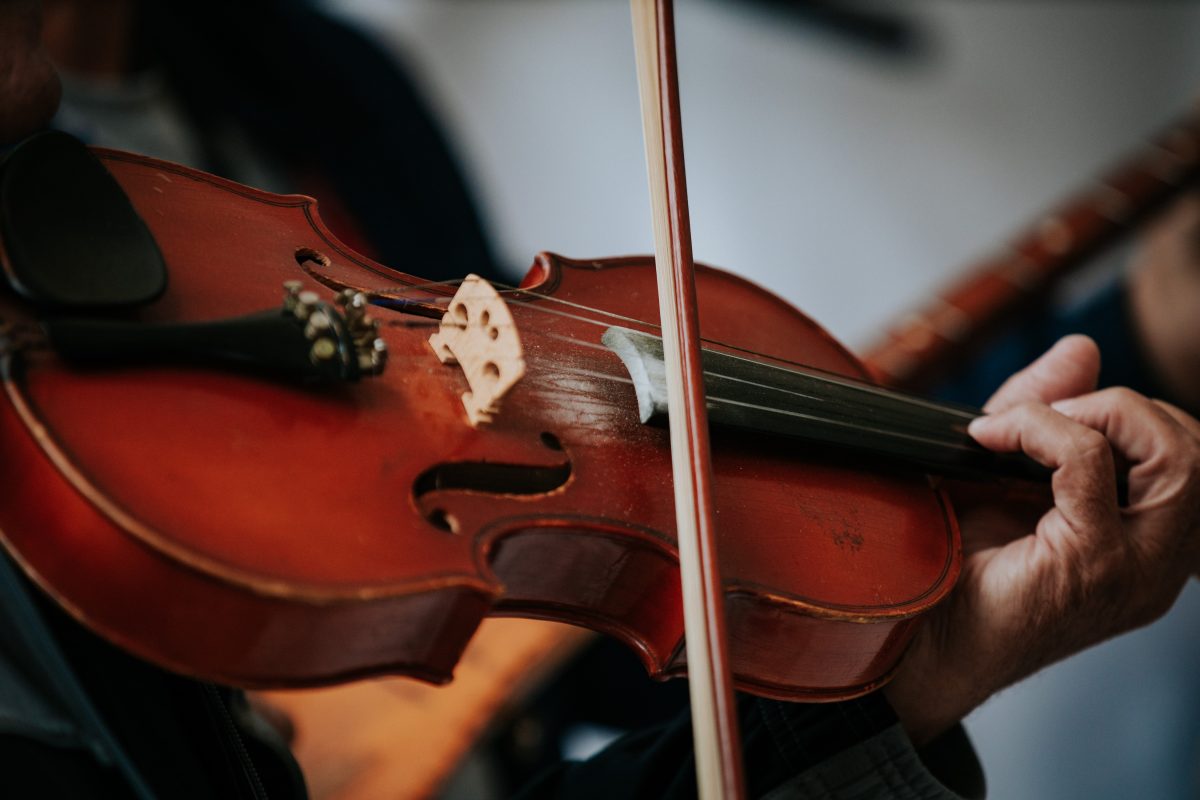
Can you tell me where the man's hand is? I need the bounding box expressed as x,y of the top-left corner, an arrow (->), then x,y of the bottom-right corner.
0,0 -> 59,145
885,335 -> 1200,744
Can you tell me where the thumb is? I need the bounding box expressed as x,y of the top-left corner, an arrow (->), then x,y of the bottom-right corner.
984,335 -> 1100,413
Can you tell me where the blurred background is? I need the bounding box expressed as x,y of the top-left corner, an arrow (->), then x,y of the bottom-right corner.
328,0 -> 1200,347
42,0 -> 1200,797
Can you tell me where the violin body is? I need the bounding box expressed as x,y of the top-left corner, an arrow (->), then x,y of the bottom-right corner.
0,149 -> 959,700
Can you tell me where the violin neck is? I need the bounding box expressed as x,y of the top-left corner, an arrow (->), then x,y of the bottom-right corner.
604,326 -> 1049,483
863,108 -> 1200,391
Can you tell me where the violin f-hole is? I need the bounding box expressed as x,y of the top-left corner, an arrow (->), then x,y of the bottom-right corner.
413,440 -> 573,533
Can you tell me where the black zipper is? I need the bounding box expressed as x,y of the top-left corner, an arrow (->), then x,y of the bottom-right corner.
202,683 -> 270,800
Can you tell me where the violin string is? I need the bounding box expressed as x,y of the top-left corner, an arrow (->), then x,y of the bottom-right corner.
487,293 -> 648,334
363,277 -> 977,436
374,286 -> 653,344
706,396 -> 983,453
483,280 -> 898,392
535,323 -> 975,429
383,320 -> 441,329
536,365 -> 636,387
364,280 -> 647,342
525,343 -> 971,451
364,276 -> 849,392
367,277 -> 654,330
539,332 -> 616,352
371,278 -> 463,297
432,328 -> 971,446
384,331 -> 970,458
366,276 -> 785,372
490,282 -> 662,329
369,275 -> 651,331
408,276 -> 720,361
527,362 -> 979,474
539,366 -> 971,449
689,342 -> 978,421
475,283 -> 972,422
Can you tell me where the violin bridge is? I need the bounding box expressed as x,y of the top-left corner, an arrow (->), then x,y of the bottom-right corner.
428,274 -> 526,427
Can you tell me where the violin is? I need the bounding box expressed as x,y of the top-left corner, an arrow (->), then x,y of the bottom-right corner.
3,4 -> 1197,797
0,132 -> 977,697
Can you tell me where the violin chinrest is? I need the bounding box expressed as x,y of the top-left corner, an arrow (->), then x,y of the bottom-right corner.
0,131 -> 166,309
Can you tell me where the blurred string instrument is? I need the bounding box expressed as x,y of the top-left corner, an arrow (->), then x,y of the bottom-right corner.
861,107 -> 1200,390
2,2 -> 1200,798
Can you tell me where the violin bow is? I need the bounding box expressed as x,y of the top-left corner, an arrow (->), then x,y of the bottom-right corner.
630,2 -> 747,797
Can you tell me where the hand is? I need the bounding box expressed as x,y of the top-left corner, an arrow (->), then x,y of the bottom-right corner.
885,335 -> 1200,744
0,0 -> 60,144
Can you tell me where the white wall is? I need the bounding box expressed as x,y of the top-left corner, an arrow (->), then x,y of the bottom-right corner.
330,0 -> 1199,347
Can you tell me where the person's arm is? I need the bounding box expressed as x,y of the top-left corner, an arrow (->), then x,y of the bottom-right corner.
887,334 -> 1200,743
517,692 -> 983,800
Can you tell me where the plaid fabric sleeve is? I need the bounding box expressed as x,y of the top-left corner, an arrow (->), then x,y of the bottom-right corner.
757,696 -> 984,799
516,692 -> 984,799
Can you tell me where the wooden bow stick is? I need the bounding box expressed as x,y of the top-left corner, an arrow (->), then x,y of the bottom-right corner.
630,2 -> 746,797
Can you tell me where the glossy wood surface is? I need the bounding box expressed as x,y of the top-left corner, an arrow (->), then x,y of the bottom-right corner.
0,149 -> 959,700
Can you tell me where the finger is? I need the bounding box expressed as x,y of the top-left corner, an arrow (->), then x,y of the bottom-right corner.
1154,400 -> 1200,442
969,402 -> 1120,549
1155,406 -> 1200,557
983,335 -> 1101,413
1051,389 -> 1199,502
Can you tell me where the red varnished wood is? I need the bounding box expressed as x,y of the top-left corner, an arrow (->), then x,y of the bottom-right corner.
0,150 -> 959,698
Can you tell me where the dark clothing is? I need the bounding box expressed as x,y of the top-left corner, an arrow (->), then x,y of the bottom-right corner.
517,694 -> 982,800
934,281 -> 1163,409
0,554 -> 305,800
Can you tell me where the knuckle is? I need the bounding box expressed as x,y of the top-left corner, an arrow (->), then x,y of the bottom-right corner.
1107,386 -> 1139,404
1157,441 -> 1200,500
1103,386 -> 1146,410
1001,401 -> 1036,425
1072,429 -> 1112,468
1013,400 -> 1044,416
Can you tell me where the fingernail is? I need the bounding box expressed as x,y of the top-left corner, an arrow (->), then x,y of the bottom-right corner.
967,416 -> 990,436
1050,399 -> 1075,415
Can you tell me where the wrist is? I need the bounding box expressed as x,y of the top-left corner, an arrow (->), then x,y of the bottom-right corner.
883,630 -> 980,747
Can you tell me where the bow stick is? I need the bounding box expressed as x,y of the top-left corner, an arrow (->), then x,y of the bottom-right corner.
630,2 -> 746,797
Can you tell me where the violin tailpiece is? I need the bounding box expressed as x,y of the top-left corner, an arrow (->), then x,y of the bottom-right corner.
0,131 -> 167,309
39,282 -> 388,383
